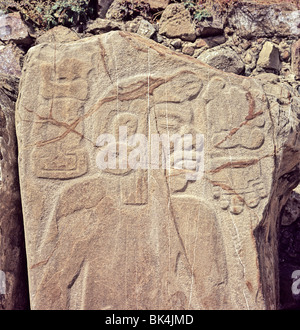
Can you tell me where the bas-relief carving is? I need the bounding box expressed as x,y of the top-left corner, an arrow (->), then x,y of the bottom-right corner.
203,76 -> 268,214
31,58 -> 90,179
22,37 -> 272,309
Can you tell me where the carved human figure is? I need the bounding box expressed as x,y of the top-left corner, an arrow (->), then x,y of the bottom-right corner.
32,72 -> 228,309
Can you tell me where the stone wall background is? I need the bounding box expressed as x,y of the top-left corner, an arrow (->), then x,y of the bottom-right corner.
0,0 -> 299,309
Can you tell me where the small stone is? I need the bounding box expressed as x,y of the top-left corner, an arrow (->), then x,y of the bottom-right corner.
195,17 -> 224,37
281,49 -> 290,62
257,41 -> 281,71
0,45 -> 22,77
182,45 -> 194,56
156,34 -> 164,43
243,51 -> 253,64
159,3 -> 196,41
194,39 -> 208,49
86,18 -> 124,35
198,46 -> 245,74
137,19 -> 156,39
136,0 -> 170,10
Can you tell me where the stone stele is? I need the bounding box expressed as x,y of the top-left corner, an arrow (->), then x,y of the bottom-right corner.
16,31 -> 300,310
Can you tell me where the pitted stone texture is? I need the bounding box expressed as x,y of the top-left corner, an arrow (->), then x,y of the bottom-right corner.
16,31 -> 300,310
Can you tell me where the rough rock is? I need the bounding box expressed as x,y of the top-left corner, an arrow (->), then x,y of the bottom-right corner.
0,45 -> 22,77
281,191 -> 300,226
0,74 -> 29,310
86,18 -> 124,35
228,2 -> 300,39
136,0 -> 170,10
0,12 -> 32,45
195,17 -> 224,37
291,40 -> 300,80
159,3 -> 196,41
106,0 -> 169,15
36,26 -> 80,45
257,41 -> 281,72
170,38 -> 182,49
198,35 -> 226,49
197,46 -> 245,74
137,19 -> 156,39
16,31 -> 299,310
182,45 -> 194,56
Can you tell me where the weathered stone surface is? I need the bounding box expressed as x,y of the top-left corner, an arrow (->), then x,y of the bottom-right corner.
16,31 -> 299,310
0,12 -> 32,45
137,19 -> 156,39
106,0 -> 169,17
0,44 -> 22,77
137,0 -> 170,10
159,3 -> 196,41
228,2 -> 300,39
257,41 -> 281,71
281,191 -> 300,226
197,46 -> 245,74
291,39 -> 300,80
36,26 -> 80,45
195,18 -> 224,37
0,74 -> 29,310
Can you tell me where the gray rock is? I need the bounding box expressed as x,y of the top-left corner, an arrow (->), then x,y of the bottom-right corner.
198,46 -> 245,74
0,12 -> 32,45
98,0 -> 114,18
137,19 -> 156,39
228,1 -> 300,38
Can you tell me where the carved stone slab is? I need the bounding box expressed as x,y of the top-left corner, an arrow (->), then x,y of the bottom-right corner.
16,32 -> 299,309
